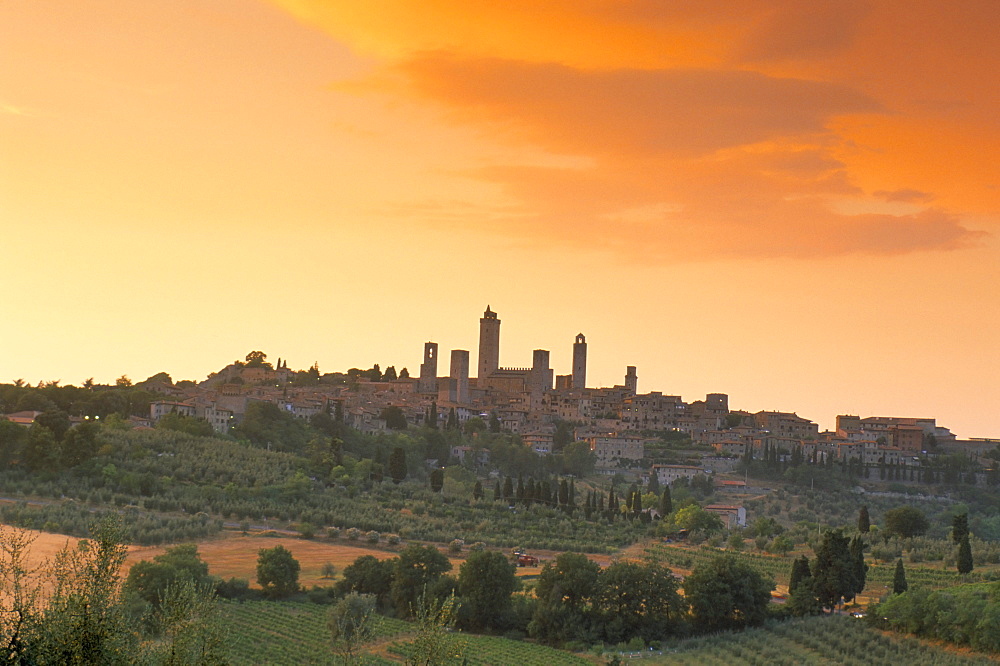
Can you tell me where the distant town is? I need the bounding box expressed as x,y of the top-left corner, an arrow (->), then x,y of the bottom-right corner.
7,305 -> 994,488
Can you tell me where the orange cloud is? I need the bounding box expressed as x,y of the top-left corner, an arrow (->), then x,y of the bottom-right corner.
272,0 -> 995,261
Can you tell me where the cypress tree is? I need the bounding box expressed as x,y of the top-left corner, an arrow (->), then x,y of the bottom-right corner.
526,478 -> 536,505
473,480 -> 484,501
857,506 -> 870,533
952,512 -> 969,544
502,476 -> 514,502
429,468 -> 444,493
892,558 -> 908,594
516,476 -> 525,504
632,490 -> 642,518
428,401 -> 438,428
660,487 -> 673,516
388,447 -> 407,484
849,535 -> 867,597
957,535 -> 974,574
789,555 -> 811,595
569,478 -> 576,506
647,472 -> 660,496
559,479 -> 569,507
493,480 -> 501,502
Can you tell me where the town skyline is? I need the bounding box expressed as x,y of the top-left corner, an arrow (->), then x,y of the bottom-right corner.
5,303 -> 995,441
3,1 -> 999,440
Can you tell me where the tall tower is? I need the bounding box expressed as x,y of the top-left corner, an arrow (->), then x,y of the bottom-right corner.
624,366 -> 638,395
418,342 -> 438,393
572,333 -> 587,390
530,349 -> 553,392
478,305 -> 500,380
450,349 -> 470,403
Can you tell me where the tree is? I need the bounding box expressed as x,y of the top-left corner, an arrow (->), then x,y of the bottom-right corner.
659,487 -> 672,516
329,592 -> 379,665
850,535 -> 868,599
256,546 -> 300,598
33,517 -> 138,664
429,468 -> 444,493
383,366 -> 398,382
812,530 -> 858,610
405,593 -> 465,666
381,406 -> 408,430
684,555 -> 774,631
883,506 -> 930,539
952,512 -> 969,544
957,535 -> 974,574
529,552 -> 600,644
457,550 -> 518,632
336,555 -> 395,609
472,481 -> 484,501
245,351 -> 268,368
149,579 -> 227,666
786,556 -> 822,617
647,472 -> 660,496
392,545 -> 451,617
593,561 -> 686,643
124,544 -> 213,611
858,505 -> 870,533
389,447 -> 407,485
788,555 -> 811,595
892,558 -> 908,594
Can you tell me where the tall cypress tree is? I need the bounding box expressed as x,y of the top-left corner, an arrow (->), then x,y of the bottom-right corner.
857,506 -> 870,533
388,447 -> 407,484
957,535 -> 974,574
493,480 -> 501,502
660,487 -> 673,516
789,555 -> 811,595
502,476 -> 514,502
892,558 -> 908,594
849,535 -> 867,598
473,480 -> 484,501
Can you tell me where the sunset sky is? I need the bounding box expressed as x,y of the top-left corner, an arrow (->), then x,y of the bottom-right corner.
3,1 -> 999,437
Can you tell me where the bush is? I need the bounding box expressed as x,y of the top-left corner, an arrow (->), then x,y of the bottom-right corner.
469,542 -> 486,552
366,530 -> 380,544
386,533 -> 401,545
449,539 -> 464,553
327,527 -> 341,539
345,527 -> 362,541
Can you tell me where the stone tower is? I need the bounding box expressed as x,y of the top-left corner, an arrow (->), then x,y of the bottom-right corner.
450,349 -> 470,403
418,342 -> 438,393
572,333 -> 587,390
530,349 -> 553,392
624,366 -> 638,395
478,305 -> 500,380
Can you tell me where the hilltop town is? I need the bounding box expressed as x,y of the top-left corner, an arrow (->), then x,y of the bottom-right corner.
56,305 -> 991,487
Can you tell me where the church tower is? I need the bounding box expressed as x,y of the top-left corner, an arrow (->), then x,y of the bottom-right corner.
625,366 -> 638,395
478,306 -> 500,380
572,333 -> 587,389
418,342 -> 438,393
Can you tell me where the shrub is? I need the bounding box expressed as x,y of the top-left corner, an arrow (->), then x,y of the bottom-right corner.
327,527 -> 341,539
469,542 -> 486,552
386,533 -> 401,545
449,539 -> 464,553
345,527 -> 362,541
366,530 -> 380,544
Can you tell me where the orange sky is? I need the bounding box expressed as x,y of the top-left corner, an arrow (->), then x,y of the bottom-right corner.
2,0 -> 999,437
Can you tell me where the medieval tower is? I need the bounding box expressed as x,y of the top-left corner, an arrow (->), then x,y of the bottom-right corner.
478,305 -> 500,380
572,333 -> 587,389
625,366 -> 638,395
418,342 -> 438,393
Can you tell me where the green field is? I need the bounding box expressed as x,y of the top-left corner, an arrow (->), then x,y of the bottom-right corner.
641,615 -> 995,665
219,600 -> 590,665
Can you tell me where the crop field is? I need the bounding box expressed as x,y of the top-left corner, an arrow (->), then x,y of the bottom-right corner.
642,615 -> 996,665
220,600 -> 591,665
